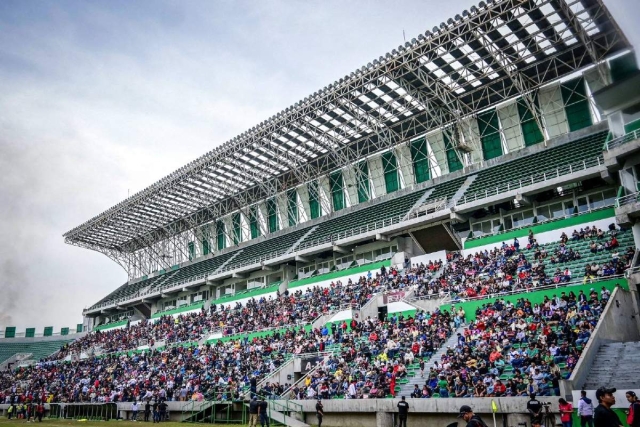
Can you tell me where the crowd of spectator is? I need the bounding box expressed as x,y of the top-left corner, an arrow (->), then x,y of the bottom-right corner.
0,225 -> 631,404
289,309 -> 454,400
406,289 -> 611,398
412,225 -> 633,302
51,271 -> 401,361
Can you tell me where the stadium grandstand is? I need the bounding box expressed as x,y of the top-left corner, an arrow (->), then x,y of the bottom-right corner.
2,0 -> 640,425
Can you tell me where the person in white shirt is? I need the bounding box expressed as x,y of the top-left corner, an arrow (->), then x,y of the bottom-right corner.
347,381 -> 357,399
131,402 -> 139,421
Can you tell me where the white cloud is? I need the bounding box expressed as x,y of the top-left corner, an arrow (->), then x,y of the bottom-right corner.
0,0 -> 638,331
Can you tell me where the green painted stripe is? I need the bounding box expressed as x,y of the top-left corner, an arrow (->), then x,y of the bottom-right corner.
206,324 -> 313,344
211,283 -> 281,306
151,302 -> 204,318
93,320 -> 128,331
464,208 -> 615,249
288,260 -> 391,289
445,278 -> 628,321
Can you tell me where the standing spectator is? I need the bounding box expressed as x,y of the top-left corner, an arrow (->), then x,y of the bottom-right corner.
249,397 -> 259,427
458,405 -> 488,427
258,397 -> 270,427
316,399 -> 324,427
594,387 -> 622,427
144,401 -> 151,422
397,396 -> 409,427
152,401 -> 159,423
132,401 -> 139,421
559,398 -> 573,427
527,393 -> 544,426
626,391 -> 640,427
158,400 -> 167,423
35,403 -> 44,422
579,390 -> 594,427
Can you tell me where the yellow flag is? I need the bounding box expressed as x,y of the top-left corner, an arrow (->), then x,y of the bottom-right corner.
491,400 -> 498,413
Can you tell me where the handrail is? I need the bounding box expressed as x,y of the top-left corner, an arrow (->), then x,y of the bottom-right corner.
466,203 -> 615,242
615,191 -> 640,208
281,361 -> 326,399
86,154 -> 607,312
406,291 -> 450,303
440,274 -> 625,305
456,155 -> 603,206
606,129 -> 640,150
255,357 -> 295,392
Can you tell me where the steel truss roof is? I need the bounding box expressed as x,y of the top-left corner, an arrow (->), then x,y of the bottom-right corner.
64,0 -> 629,256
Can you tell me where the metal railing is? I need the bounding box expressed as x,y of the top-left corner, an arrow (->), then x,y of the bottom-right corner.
87,154 -> 606,313
440,274 -> 625,305
456,156 -> 603,206
406,291 -> 451,303
606,129 -> 640,150
280,361 -> 326,399
466,203 -> 616,242
615,191 -> 640,208
406,197 -> 449,219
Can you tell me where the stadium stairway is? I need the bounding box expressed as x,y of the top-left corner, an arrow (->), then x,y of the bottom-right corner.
581,341 -> 640,390
242,401 -> 309,427
286,226 -> 319,254
397,326 -> 466,397
447,175 -> 478,208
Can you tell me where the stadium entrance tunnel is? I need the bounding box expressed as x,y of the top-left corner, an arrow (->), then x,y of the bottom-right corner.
48,402 -> 118,420
410,223 -> 461,253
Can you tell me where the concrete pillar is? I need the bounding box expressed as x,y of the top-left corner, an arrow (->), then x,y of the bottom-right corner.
498,100 -> 525,153
395,145 -> 415,189
343,165 -> 359,208
633,224 -> 640,254
460,117 -> 482,165
619,167 -> 637,196
428,131 -> 449,176
258,202 -> 269,236
369,155 -> 386,198
376,412 -> 394,427
539,83 -> 569,138
276,192 -> 289,230
240,209 -> 251,243
297,184 -> 311,223
319,175 -> 332,216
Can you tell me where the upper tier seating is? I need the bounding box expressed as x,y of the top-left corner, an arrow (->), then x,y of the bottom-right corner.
224,226 -> 312,268
89,130 -> 612,310
0,340 -> 74,365
299,175 -> 468,247
416,226 -> 634,300
461,131 -> 608,201
154,250 -> 236,290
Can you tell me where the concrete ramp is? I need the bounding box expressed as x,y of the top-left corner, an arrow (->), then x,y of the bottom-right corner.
267,406 -> 309,427
244,402 -> 309,427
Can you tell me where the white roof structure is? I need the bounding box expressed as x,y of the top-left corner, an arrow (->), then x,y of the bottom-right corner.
64,0 -> 629,272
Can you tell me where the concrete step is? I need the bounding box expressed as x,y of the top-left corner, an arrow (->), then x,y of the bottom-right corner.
397,326 -> 466,397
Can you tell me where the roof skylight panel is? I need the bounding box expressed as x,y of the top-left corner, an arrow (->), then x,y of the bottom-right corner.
567,0 -> 584,15
381,93 -> 394,103
554,21 -> 578,45
576,11 -> 600,35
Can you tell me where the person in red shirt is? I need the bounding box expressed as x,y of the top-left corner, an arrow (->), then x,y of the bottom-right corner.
493,380 -> 507,396
558,398 -> 573,427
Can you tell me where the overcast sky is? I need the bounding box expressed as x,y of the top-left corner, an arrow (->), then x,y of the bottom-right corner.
0,0 -> 638,332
